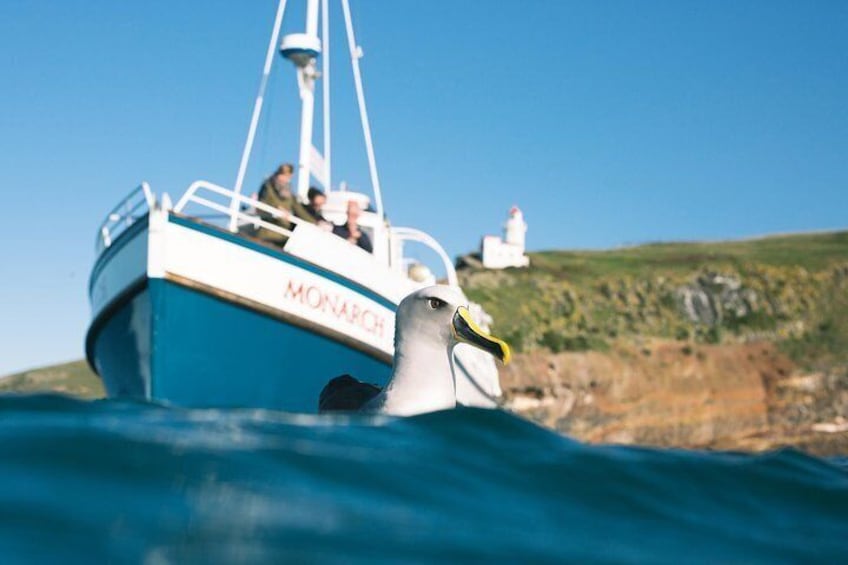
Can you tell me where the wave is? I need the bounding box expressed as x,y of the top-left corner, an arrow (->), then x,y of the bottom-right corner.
0,394 -> 846,563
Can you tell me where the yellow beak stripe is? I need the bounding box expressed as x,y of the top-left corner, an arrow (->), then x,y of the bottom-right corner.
452,306 -> 512,365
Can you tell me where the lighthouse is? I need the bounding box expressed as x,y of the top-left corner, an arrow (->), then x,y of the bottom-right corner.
481,206 -> 530,269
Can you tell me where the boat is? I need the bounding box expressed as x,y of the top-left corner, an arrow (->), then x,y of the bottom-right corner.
85,0 -> 502,413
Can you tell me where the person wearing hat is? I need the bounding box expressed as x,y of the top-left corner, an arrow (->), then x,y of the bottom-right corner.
255,163 -> 316,245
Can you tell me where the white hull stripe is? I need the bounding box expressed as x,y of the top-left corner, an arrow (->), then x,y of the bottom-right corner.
158,219 -> 395,356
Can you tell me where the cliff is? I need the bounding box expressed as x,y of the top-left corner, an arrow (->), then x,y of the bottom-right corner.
461,230 -> 848,455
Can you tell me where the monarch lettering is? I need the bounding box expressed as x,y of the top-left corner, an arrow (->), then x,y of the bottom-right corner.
283,279 -> 387,338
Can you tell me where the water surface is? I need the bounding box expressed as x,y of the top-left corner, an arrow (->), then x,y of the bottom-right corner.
1,395 -> 846,563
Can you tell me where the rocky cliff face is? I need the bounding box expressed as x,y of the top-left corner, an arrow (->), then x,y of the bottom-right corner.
461,232 -> 848,454
499,342 -> 847,455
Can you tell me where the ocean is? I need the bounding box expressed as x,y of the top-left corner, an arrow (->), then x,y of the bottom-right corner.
0,394 -> 846,563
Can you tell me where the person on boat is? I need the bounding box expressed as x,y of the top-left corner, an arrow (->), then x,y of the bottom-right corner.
305,187 -> 331,226
255,163 -> 315,245
333,200 -> 372,253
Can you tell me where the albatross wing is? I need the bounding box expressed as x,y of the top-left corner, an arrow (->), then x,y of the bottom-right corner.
318,374 -> 383,413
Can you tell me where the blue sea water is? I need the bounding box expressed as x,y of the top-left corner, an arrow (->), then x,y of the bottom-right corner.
0,395 -> 846,563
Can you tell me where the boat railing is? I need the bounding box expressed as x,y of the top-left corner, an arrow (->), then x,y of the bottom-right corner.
390,227 -> 458,287
96,182 -> 156,252
98,180 -> 458,287
174,180 -> 305,239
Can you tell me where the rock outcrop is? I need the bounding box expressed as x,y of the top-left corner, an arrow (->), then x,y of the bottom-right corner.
499,342 -> 847,455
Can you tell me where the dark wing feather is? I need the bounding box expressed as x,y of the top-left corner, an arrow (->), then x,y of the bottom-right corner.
318,374 -> 382,413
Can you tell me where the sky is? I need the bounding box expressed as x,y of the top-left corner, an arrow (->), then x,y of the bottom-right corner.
0,0 -> 846,375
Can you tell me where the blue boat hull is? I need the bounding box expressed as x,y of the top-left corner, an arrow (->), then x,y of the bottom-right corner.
89,278 -> 392,413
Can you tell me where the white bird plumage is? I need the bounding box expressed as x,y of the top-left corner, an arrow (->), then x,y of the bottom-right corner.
319,285 -> 510,416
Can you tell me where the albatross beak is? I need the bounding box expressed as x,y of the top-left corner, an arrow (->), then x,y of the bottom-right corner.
452,306 -> 511,365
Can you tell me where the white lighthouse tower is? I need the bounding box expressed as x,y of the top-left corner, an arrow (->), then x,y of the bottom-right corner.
481,206 -> 530,269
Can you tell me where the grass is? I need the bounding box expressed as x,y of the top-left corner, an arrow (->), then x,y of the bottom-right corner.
780,278 -> 848,370
530,230 -> 848,281
0,360 -> 103,398
462,230 -> 848,356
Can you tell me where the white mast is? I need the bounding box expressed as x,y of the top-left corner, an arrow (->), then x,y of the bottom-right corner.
228,0 -> 289,232
230,0 -> 384,226
287,0 -> 322,201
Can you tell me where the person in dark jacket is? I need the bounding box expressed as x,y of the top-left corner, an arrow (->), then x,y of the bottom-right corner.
255,163 -> 315,245
333,200 -> 372,253
305,187 -> 330,225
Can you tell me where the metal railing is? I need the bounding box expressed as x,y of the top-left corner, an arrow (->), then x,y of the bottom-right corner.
178,182 -> 458,286
390,226 -> 458,287
96,180 -> 458,291
174,180 -> 459,286
174,180 -> 306,239
95,182 -> 156,252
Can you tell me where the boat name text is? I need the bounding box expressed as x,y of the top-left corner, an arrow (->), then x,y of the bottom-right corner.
284,280 -> 387,338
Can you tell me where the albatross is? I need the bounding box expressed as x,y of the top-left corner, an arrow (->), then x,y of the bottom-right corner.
318,285 -> 511,416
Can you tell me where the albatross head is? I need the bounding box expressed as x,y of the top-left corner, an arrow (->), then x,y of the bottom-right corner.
373,285 -> 510,416
396,285 -> 511,365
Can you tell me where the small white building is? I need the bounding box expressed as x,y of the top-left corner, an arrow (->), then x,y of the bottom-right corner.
481,206 -> 529,269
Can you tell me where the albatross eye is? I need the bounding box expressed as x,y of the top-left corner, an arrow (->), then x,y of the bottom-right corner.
427,297 -> 447,310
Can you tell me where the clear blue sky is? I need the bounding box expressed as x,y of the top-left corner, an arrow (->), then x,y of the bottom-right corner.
1,0 -> 846,375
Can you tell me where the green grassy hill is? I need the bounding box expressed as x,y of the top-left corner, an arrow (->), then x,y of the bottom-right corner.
461,230 -> 848,370
0,360 -> 103,398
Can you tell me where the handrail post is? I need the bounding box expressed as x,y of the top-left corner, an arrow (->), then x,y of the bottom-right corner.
95,182 -> 153,252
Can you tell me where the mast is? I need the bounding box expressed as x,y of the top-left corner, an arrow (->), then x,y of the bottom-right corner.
291,0 -> 321,200
230,0 -> 384,226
